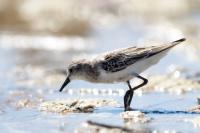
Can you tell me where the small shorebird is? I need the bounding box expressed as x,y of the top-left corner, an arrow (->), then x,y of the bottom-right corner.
59,38 -> 186,111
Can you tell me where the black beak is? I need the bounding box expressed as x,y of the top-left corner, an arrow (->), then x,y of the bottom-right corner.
59,77 -> 70,92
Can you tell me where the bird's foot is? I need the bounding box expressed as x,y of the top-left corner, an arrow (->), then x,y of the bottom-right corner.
124,106 -> 134,111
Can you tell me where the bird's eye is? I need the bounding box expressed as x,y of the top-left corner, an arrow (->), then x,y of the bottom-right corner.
69,68 -> 73,73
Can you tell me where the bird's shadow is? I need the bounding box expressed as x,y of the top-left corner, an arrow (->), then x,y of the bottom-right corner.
94,107 -> 200,114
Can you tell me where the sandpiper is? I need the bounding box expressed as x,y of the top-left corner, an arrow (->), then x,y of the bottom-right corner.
59,38 -> 186,111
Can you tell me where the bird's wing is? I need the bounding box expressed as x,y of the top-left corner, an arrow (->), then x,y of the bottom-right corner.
100,47 -> 153,72
99,38 -> 186,72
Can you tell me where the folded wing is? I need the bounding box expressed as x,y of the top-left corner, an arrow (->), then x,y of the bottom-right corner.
99,38 -> 185,72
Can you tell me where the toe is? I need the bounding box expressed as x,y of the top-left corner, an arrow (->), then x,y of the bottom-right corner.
124,106 -> 134,111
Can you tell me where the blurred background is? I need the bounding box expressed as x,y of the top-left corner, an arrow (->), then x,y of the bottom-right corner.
0,0 -> 200,133
1,0 -> 200,88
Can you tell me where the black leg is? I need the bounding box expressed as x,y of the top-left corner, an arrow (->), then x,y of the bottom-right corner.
124,75 -> 148,111
132,75 -> 148,90
124,89 -> 133,111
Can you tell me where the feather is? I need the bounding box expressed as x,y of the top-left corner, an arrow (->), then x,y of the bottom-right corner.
100,38 -> 186,72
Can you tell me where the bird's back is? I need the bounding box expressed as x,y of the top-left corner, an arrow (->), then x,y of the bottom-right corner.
98,38 -> 185,72
95,38 -> 186,83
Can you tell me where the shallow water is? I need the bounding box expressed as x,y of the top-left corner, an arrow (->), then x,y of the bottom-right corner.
1,91 -> 200,133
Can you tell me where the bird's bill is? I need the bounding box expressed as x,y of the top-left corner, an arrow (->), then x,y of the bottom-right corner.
59,77 -> 70,92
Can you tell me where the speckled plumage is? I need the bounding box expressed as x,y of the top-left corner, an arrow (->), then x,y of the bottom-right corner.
64,38 -> 186,84
59,38 -> 186,111
100,39 -> 185,73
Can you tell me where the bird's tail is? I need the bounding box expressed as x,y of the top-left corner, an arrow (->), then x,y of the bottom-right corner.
146,38 -> 186,59
171,38 -> 186,46
152,38 -> 186,54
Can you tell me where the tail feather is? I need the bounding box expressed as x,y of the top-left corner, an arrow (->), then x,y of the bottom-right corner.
172,38 -> 186,45
148,38 -> 186,57
163,37 -> 186,50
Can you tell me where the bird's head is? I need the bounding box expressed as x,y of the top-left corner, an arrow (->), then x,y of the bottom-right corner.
59,61 -> 86,92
